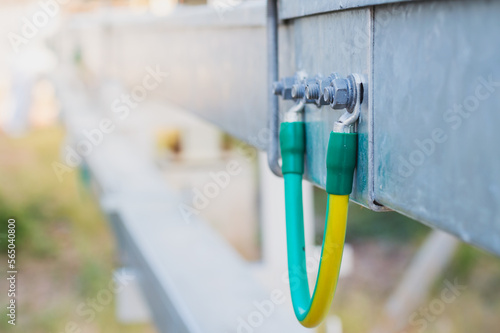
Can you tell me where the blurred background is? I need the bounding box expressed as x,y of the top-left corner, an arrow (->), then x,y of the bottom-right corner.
0,1 -> 500,333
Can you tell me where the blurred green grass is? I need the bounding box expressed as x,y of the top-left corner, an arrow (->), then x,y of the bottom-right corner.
0,126 -> 156,333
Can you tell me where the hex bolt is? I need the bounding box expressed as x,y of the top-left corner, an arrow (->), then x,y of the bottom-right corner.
291,84 -> 305,99
323,86 -> 335,104
324,76 -> 355,110
281,76 -> 296,100
273,73 -> 356,108
305,84 -> 320,100
272,81 -> 283,95
307,74 -> 335,107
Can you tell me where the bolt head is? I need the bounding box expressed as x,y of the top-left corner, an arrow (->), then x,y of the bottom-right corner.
330,78 -> 350,109
272,82 -> 283,95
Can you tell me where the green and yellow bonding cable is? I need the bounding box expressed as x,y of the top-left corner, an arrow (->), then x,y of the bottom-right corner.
280,104 -> 358,328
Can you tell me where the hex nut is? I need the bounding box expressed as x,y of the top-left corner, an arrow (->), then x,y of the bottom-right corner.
281,77 -> 295,100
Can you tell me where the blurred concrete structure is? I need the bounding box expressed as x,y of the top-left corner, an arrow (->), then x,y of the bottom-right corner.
54,67 -> 311,331
115,268 -> 152,323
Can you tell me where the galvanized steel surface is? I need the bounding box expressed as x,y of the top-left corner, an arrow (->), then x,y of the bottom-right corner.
373,0 -> 500,254
278,0 -> 417,20
281,9 -> 380,210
